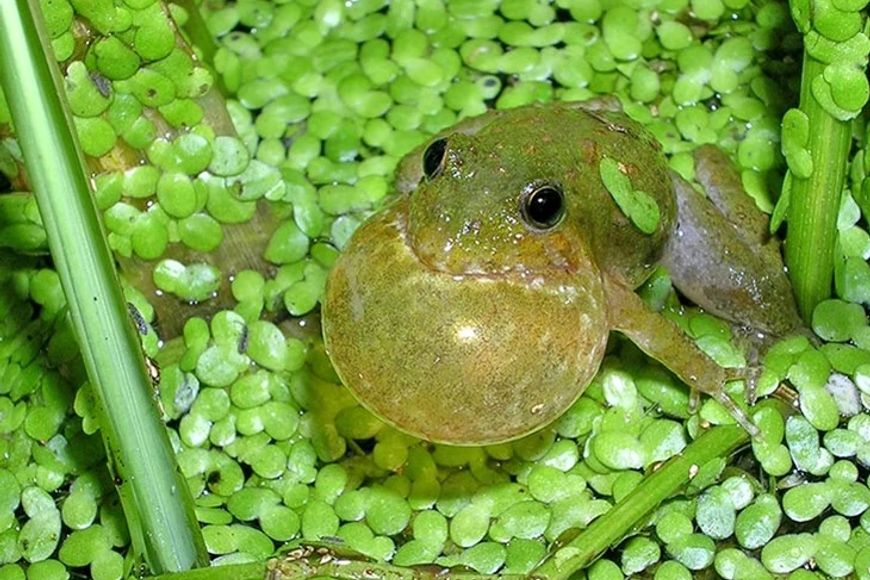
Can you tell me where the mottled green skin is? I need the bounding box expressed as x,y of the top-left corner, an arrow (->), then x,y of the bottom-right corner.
323,102 -> 800,445
403,105 -> 676,289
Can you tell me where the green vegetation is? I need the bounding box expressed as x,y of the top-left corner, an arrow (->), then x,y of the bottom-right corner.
0,0 -> 869,579
778,0 -> 869,321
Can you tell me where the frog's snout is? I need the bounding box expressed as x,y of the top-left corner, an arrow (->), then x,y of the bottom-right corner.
406,206 -> 513,277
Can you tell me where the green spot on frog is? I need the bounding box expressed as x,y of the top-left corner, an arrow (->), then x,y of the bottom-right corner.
598,156 -> 661,234
322,102 -> 803,445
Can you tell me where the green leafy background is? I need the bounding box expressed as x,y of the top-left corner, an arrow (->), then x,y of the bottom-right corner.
1,0 -> 870,578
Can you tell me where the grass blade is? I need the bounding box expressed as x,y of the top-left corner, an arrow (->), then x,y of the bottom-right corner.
0,0 -> 207,572
532,423 -> 751,579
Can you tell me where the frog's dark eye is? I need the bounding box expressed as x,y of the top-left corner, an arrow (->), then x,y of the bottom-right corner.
522,184 -> 565,230
422,138 -> 448,180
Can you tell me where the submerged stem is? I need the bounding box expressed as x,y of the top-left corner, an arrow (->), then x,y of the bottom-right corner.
532,423 -> 751,579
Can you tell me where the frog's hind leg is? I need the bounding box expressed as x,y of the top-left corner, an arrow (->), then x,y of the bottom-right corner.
692,145 -> 771,246
661,161 -> 803,339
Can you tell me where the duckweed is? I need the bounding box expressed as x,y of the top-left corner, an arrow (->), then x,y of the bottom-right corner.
4,0 -> 870,578
598,157 -> 661,234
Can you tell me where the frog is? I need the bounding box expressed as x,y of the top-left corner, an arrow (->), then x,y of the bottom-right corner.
321,101 -> 802,446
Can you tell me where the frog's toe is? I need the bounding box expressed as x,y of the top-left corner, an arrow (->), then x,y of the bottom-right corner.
713,389 -> 760,437
686,380 -> 759,437
722,364 -> 762,404
687,388 -> 700,414
746,367 -> 764,405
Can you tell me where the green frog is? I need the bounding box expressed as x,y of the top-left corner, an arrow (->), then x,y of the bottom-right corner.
321,101 -> 802,446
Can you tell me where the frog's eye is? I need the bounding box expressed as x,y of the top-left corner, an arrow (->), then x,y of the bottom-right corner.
522,184 -> 565,230
422,138 -> 448,180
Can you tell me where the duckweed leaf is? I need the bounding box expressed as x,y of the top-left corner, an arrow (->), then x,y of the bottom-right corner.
599,157 -> 661,234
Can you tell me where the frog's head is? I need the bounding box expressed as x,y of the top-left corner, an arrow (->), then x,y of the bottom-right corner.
405,128 -> 582,279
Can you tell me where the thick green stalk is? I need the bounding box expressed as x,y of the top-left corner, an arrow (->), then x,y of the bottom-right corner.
532,424 -> 750,579
0,1 -> 207,573
784,53 -> 852,321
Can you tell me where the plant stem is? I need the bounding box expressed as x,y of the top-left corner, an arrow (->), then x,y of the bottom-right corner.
784,52 -> 852,321
0,1 -> 207,573
174,0 -> 219,70
531,423 -> 751,579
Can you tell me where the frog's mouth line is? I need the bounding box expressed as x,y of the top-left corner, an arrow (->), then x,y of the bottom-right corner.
391,203 -> 533,283
391,201 -> 583,284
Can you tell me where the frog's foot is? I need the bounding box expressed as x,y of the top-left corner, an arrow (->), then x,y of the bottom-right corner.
686,375 -> 759,436
723,364 -> 762,404
731,322 -> 819,363
711,388 -> 760,437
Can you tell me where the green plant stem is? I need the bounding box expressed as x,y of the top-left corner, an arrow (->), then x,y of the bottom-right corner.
174,0 -> 219,71
784,52 -> 852,321
0,1 -> 207,573
532,423 -> 751,579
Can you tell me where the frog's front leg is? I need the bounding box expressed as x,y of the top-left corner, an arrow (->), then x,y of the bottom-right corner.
661,150 -> 803,338
604,275 -> 758,435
